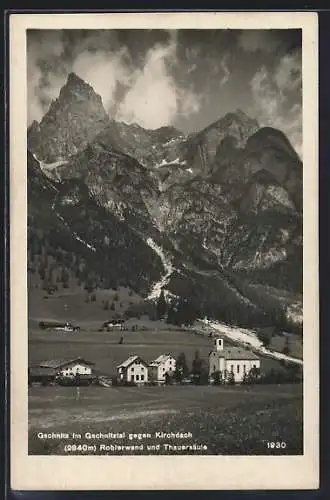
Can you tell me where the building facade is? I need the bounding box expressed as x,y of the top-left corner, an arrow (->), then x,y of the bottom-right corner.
117,356 -> 149,384
209,338 -> 260,383
39,357 -> 94,377
149,354 -> 176,383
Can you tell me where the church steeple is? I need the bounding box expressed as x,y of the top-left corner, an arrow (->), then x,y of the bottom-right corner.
214,337 -> 224,351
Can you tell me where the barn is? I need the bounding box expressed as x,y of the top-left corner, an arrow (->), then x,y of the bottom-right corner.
28,366 -> 57,385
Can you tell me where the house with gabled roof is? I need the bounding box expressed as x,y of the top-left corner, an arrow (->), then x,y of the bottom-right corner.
39,357 -> 95,377
117,355 -> 149,384
149,354 -> 176,384
209,338 -> 260,383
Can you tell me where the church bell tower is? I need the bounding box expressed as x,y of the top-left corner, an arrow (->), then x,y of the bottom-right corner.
214,337 -> 224,351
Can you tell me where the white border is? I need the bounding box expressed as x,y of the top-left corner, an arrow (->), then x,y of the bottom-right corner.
10,12 -> 319,490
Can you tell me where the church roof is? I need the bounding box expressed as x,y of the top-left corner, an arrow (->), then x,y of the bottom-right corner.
212,346 -> 259,361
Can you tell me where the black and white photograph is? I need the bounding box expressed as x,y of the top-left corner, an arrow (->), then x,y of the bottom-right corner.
9,12 -> 319,490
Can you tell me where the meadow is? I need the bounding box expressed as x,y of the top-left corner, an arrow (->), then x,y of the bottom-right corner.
29,383 -> 303,455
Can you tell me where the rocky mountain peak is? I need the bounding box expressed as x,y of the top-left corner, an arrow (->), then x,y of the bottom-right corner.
27,73 -> 110,163
58,72 -> 103,103
67,71 -> 86,86
246,126 -> 301,161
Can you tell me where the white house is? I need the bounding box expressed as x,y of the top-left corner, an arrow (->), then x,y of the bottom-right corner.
117,355 -> 149,384
103,319 -> 126,331
149,354 -> 176,383
39,357 -> 95,377
209,338 -> 260,383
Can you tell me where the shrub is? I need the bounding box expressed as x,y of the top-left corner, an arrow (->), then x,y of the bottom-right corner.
257,328 -> 273,348
213,370 -> 223,385
282,337 -> 290,355
227,371 -> 236,385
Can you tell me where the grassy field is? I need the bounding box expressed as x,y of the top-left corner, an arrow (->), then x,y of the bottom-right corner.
29,383 -> 303,456
29,326 -> 285,376
28,284 -> 143,325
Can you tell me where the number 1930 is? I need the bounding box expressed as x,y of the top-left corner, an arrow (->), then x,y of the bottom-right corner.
266,441 -> 287,449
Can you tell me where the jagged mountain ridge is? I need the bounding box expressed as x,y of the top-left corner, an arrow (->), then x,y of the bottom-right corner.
27,72 -> 303,331
28,73 -> 110,162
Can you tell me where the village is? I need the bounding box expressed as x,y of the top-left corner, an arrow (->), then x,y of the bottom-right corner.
28,303 -> 303,456
28,333 -> 270,388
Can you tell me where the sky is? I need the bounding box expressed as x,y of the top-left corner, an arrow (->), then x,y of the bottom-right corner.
27,29 -> 302,156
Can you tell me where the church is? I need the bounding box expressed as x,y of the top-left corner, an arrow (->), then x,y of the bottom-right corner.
209,337 -> 260,383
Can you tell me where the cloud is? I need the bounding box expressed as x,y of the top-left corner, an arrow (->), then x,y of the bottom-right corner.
27,31 -> 67,123
249,49 -> 302,157
179,87 -> 202,117
115,40 -> 201,129
219,54 -> 231,86
238,30 -> 285,54
72,48 -> 132,108
27,30 -> 201,130
274,50 -> 302,92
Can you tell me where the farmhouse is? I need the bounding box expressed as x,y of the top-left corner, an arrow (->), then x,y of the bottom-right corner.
39,357 -> 95,377
28,366 -> 57,385
39,321 -> 80,332
117,356 -> 149,384
149,354 -> 176,384
209,338 -> 260,383
102,319 -> 126,331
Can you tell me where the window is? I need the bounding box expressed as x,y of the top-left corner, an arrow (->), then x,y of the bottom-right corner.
131,367 -> 134,372
243,365 -> 246,373
141,375 -> 144,381
163,367 -> 165,371
253,364 -> 256,368
237,365 -> 240,374
136,375 -> 140,381
141,367 -> 144,371
213,365 -> 216,372
230,364 -> 234,373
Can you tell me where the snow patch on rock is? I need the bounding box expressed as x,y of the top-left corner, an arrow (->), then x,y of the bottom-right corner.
146,237 -> 174,300
54,211 -> 96,252
154,157 -> 187,169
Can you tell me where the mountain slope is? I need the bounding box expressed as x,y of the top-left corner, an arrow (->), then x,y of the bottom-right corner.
28,151 -> 165,295
27,73 -> 303,333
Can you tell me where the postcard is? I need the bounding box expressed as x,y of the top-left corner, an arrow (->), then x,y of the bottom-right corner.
10,11 -> 319,490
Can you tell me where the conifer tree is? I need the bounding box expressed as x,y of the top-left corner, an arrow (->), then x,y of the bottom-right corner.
156,290 -> 167,319
174,352 -> 188,382
191,350 -> 204,384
